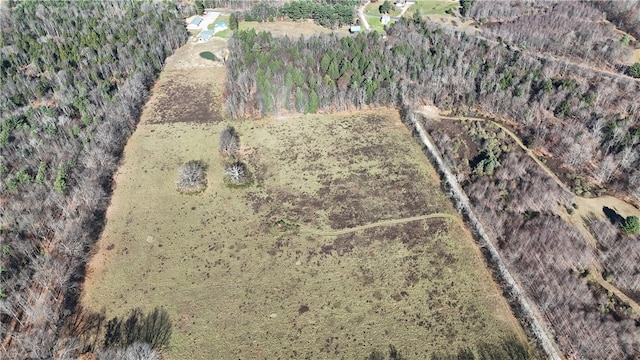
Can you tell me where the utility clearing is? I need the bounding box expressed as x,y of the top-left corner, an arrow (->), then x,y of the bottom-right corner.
81,47 -> 525,358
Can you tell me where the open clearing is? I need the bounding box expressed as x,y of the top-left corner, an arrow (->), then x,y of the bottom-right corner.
405,0 -> 459,17
82,39 -> 524,359
238,20 -> 348,37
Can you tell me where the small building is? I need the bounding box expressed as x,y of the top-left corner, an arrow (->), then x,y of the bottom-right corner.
381,15 -> 391,25
395,0 -> 406,6
198,30 -> 214,42
213,21 -> 228,33
406,0 -> 416,4
187,16 -> 203,30
350,25 -> 361,33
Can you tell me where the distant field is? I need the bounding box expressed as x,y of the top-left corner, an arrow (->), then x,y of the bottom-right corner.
406,0 -> 459,17
238,20 -> 347,37
365,2 -> 402,17
82,54 -> 525,358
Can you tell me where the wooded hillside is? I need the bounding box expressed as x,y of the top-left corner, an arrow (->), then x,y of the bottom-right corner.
0,1 -> 186,357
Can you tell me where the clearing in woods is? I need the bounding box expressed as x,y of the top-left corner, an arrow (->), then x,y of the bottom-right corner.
81,42 -> 525,359
238,19 -> 348,37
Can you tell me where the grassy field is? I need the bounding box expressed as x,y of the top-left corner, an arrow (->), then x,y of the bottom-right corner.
208,13 -> 230,30
238,20 -> 347,37
81,50 -> 525,358
365,2 -> 402,17
367,16 -> 396,33
406,0 -> 459,17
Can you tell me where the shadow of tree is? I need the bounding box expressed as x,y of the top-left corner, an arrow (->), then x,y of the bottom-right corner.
603,206 -> 624,225
103,307 -> 172,350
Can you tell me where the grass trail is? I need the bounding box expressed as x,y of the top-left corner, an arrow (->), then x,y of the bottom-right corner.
300,212 -> 460,236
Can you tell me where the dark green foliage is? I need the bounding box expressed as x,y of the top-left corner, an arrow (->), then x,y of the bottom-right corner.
195,0 -> 205,15
460,0 -> 474,17
244,0 -> 356,28
473,150 -> 500,176
309,89 -> 319,113
628,62 -> 640,78
229,12 -> 239,30
380,0 -> 392,14
554,99 -> 570,117
621,215 -> 640,234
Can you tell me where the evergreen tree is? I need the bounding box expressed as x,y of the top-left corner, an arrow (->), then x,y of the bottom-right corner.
195,0 -> 204,15
229,13 -> 238,31
628,62 -> 640,78
308,90 -> 319,113
379,1 -> 392,14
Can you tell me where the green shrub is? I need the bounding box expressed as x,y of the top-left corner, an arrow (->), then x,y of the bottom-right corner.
621,215 -> 640,234
628,62 -> 640,78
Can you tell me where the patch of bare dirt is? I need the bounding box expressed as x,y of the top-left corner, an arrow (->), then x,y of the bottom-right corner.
140,68 -> 225,125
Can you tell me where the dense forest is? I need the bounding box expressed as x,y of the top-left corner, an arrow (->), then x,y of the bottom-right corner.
224,9 -> 640,359
0,1 -> 186,358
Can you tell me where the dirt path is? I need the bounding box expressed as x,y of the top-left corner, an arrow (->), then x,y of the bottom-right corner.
590,267 -> 640,319
419,107 -> 640,319
358,0 -> 371,31
299,212 -> 459,237
421,108 -> 640,220
436,114 -> 572,193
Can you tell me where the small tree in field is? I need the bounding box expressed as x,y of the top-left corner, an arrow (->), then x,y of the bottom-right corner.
379,0 -> 392,14
229,13 -> 239,31
176,160 -> 206,193
220,126 -> 239,156
621,215 -> 640,234
225,162 -> 247,185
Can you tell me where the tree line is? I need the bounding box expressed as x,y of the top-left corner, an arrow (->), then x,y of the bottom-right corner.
241,0 -> 356,28
0,1 -> 186,358
225,17 -> 640,205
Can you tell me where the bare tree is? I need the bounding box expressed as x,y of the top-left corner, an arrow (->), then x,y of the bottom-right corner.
225,162 -> 246,185
176,160 -> 207,193
97,342 -> 162,360
219,126 -> 239,156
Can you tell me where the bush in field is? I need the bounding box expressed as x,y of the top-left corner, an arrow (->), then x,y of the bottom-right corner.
176,160 -> 207,193
628,63 -> 640,78
621,215 -> 640,234
225,161 -> 247,185
220,126 -> 239,156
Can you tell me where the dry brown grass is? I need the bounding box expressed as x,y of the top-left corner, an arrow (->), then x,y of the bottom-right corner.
82,43 -> 525,359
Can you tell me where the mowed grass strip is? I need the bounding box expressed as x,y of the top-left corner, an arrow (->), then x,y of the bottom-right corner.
406,0 -> 459,17
237,20 -> 346,37
82,71 -> 524,358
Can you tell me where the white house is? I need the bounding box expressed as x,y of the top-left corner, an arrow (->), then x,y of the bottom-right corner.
381,15 -> 391,25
